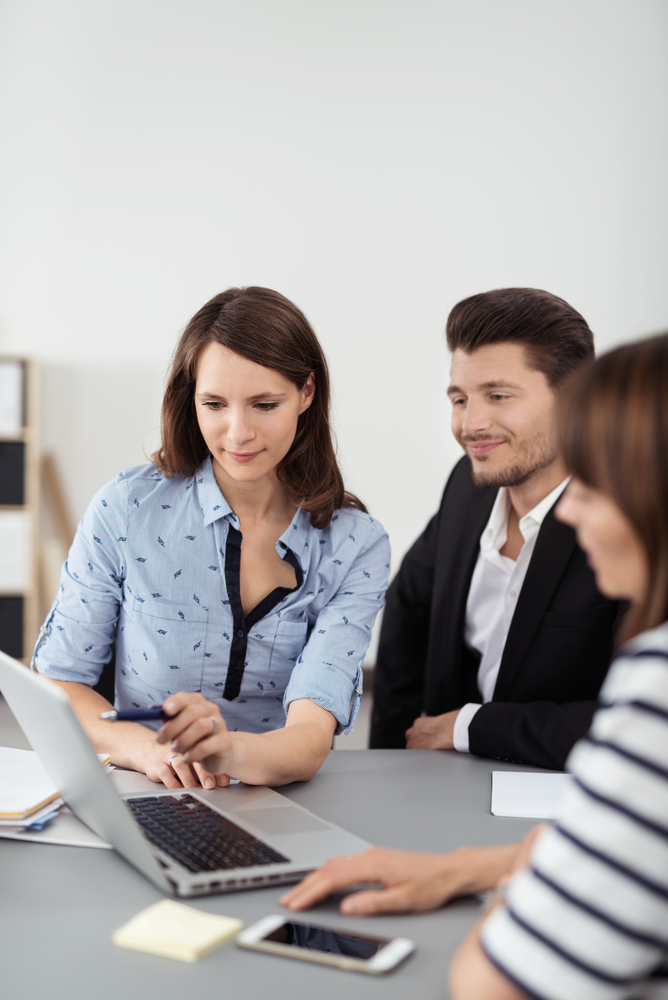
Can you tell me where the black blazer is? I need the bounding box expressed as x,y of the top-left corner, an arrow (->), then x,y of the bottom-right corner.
370,457 -> 625,769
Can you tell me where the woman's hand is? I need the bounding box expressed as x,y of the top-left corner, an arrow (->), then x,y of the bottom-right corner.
49,678 -> 229,790
135,737 -> 229,790
280,842 -> 520,915
156,692 -> 235,778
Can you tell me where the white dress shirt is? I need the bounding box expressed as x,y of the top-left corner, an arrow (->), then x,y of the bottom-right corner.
452,477 -> 570,753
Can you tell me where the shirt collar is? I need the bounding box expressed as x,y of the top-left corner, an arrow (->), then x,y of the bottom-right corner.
277,507 -> 313,569
480,488 -> 512,552
198,456 -> 234,526
197,456 -> 314,566
519,476 -> 571,535
480,476 -> 571,553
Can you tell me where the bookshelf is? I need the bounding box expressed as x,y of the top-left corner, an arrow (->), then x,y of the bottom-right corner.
0,358 -> 39,663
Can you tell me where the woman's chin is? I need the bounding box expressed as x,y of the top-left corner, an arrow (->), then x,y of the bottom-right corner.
214,455 -> 273,484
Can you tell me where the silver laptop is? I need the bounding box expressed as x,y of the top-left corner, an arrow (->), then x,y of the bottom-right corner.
0,650 -> 370,897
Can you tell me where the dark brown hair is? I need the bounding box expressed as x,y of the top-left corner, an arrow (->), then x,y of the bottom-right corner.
446,288 -> 594,387
559,333 -> 668,641
152,286 -> 367,529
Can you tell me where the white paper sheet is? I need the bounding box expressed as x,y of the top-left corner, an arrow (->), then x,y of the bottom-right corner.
0,806 -> 112,848
491,771 -> 574,818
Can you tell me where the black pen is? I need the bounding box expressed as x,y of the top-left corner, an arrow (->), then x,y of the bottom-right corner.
100,708 -> 169,722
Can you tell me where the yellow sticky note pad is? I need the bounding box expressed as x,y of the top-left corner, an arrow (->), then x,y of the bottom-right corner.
112,899 -> 244,962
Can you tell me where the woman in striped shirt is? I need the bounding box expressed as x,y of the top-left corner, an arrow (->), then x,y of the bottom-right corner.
449,332 -> 668,999
283,332 -> 668,998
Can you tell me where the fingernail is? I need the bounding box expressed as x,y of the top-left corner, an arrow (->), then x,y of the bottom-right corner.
204,778 -> 214,789
164,702 -> 174,714
171,740 -> 178,749
342,898 -> 360,914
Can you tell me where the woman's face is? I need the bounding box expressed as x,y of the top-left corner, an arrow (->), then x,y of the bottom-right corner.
195,342 -> 315,490
556,478 -> 648,604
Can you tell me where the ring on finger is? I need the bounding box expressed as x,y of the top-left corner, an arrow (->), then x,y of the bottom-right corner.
169,753 -> 183,770
209,716 -> 219,735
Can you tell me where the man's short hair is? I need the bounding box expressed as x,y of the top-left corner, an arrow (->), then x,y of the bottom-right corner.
446,288 -> 594,388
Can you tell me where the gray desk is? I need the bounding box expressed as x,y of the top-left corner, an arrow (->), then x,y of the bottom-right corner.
1,743 -> 538,999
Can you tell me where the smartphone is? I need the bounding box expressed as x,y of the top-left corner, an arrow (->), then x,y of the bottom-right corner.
236,914 -> 415,974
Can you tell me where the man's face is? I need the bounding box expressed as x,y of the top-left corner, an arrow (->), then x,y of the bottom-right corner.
448,343 -> 559,489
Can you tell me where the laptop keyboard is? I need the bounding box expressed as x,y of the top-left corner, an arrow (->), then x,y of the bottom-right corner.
127,794 -> 290,874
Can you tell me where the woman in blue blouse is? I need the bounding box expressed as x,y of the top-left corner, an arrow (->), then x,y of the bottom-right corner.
33,287 -> 390,788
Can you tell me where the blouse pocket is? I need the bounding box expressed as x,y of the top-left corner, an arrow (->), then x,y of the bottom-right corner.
267,618 -> 309,696
124,597 -> 209,697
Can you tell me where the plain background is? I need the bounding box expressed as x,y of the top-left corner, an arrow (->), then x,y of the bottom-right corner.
1,0 -> 667,655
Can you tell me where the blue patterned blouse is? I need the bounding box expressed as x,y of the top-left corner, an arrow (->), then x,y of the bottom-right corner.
32,458 -> 390,736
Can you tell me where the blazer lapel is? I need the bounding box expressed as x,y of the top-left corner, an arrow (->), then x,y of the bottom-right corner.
492,507 -> 577,701
428,484 -> 495,710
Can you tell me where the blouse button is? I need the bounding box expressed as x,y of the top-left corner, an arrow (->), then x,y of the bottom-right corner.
237,629 -> 245,638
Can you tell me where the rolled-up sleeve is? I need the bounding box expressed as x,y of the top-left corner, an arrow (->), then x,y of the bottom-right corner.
32,476 -> 129,685
283,519 -> 391,734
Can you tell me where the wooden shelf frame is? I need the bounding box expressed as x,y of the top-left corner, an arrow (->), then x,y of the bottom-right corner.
0,356 -> 39,662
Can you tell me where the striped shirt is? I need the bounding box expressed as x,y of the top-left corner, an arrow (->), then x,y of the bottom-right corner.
32,458 -> 390,736
482,621 -> 668,1000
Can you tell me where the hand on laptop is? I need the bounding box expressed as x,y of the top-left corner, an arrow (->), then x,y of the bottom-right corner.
405,710 -> 460,750
156,692 -> 234,780
279,843 -> 520,915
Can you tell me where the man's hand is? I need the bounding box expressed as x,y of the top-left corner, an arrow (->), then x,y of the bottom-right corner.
279,843 -> 519,916
405,709 -> 460,749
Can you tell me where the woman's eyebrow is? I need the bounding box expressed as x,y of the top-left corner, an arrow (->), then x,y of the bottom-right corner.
247,391 -> 288,401
195,390 -> 288,401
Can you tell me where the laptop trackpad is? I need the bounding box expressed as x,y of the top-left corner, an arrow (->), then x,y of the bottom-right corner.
234,807 -> 330,836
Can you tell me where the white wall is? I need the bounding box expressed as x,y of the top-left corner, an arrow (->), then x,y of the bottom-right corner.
1,0 -> 667,629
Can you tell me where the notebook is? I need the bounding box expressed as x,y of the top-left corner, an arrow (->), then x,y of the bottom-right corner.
0,650 -> 370,896
0,746 -> 111,822
0,746 -> 62,819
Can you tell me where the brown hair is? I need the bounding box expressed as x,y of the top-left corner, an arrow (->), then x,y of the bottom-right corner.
559,332 -> 668,641
152,286 -> 367,529
446,288 -> 594,388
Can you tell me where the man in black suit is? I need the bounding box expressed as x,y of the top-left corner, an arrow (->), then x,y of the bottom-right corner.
370,288 -> 624,770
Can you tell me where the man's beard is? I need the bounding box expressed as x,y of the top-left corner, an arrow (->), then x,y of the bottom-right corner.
467,432 -> 559,490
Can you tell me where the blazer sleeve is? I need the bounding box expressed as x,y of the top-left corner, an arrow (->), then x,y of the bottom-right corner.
369,512 -> 438,748
468,601 -> 628,770
468,699 -> 598,770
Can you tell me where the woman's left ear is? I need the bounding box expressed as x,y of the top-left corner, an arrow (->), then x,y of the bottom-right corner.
299,373 -> 316,414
